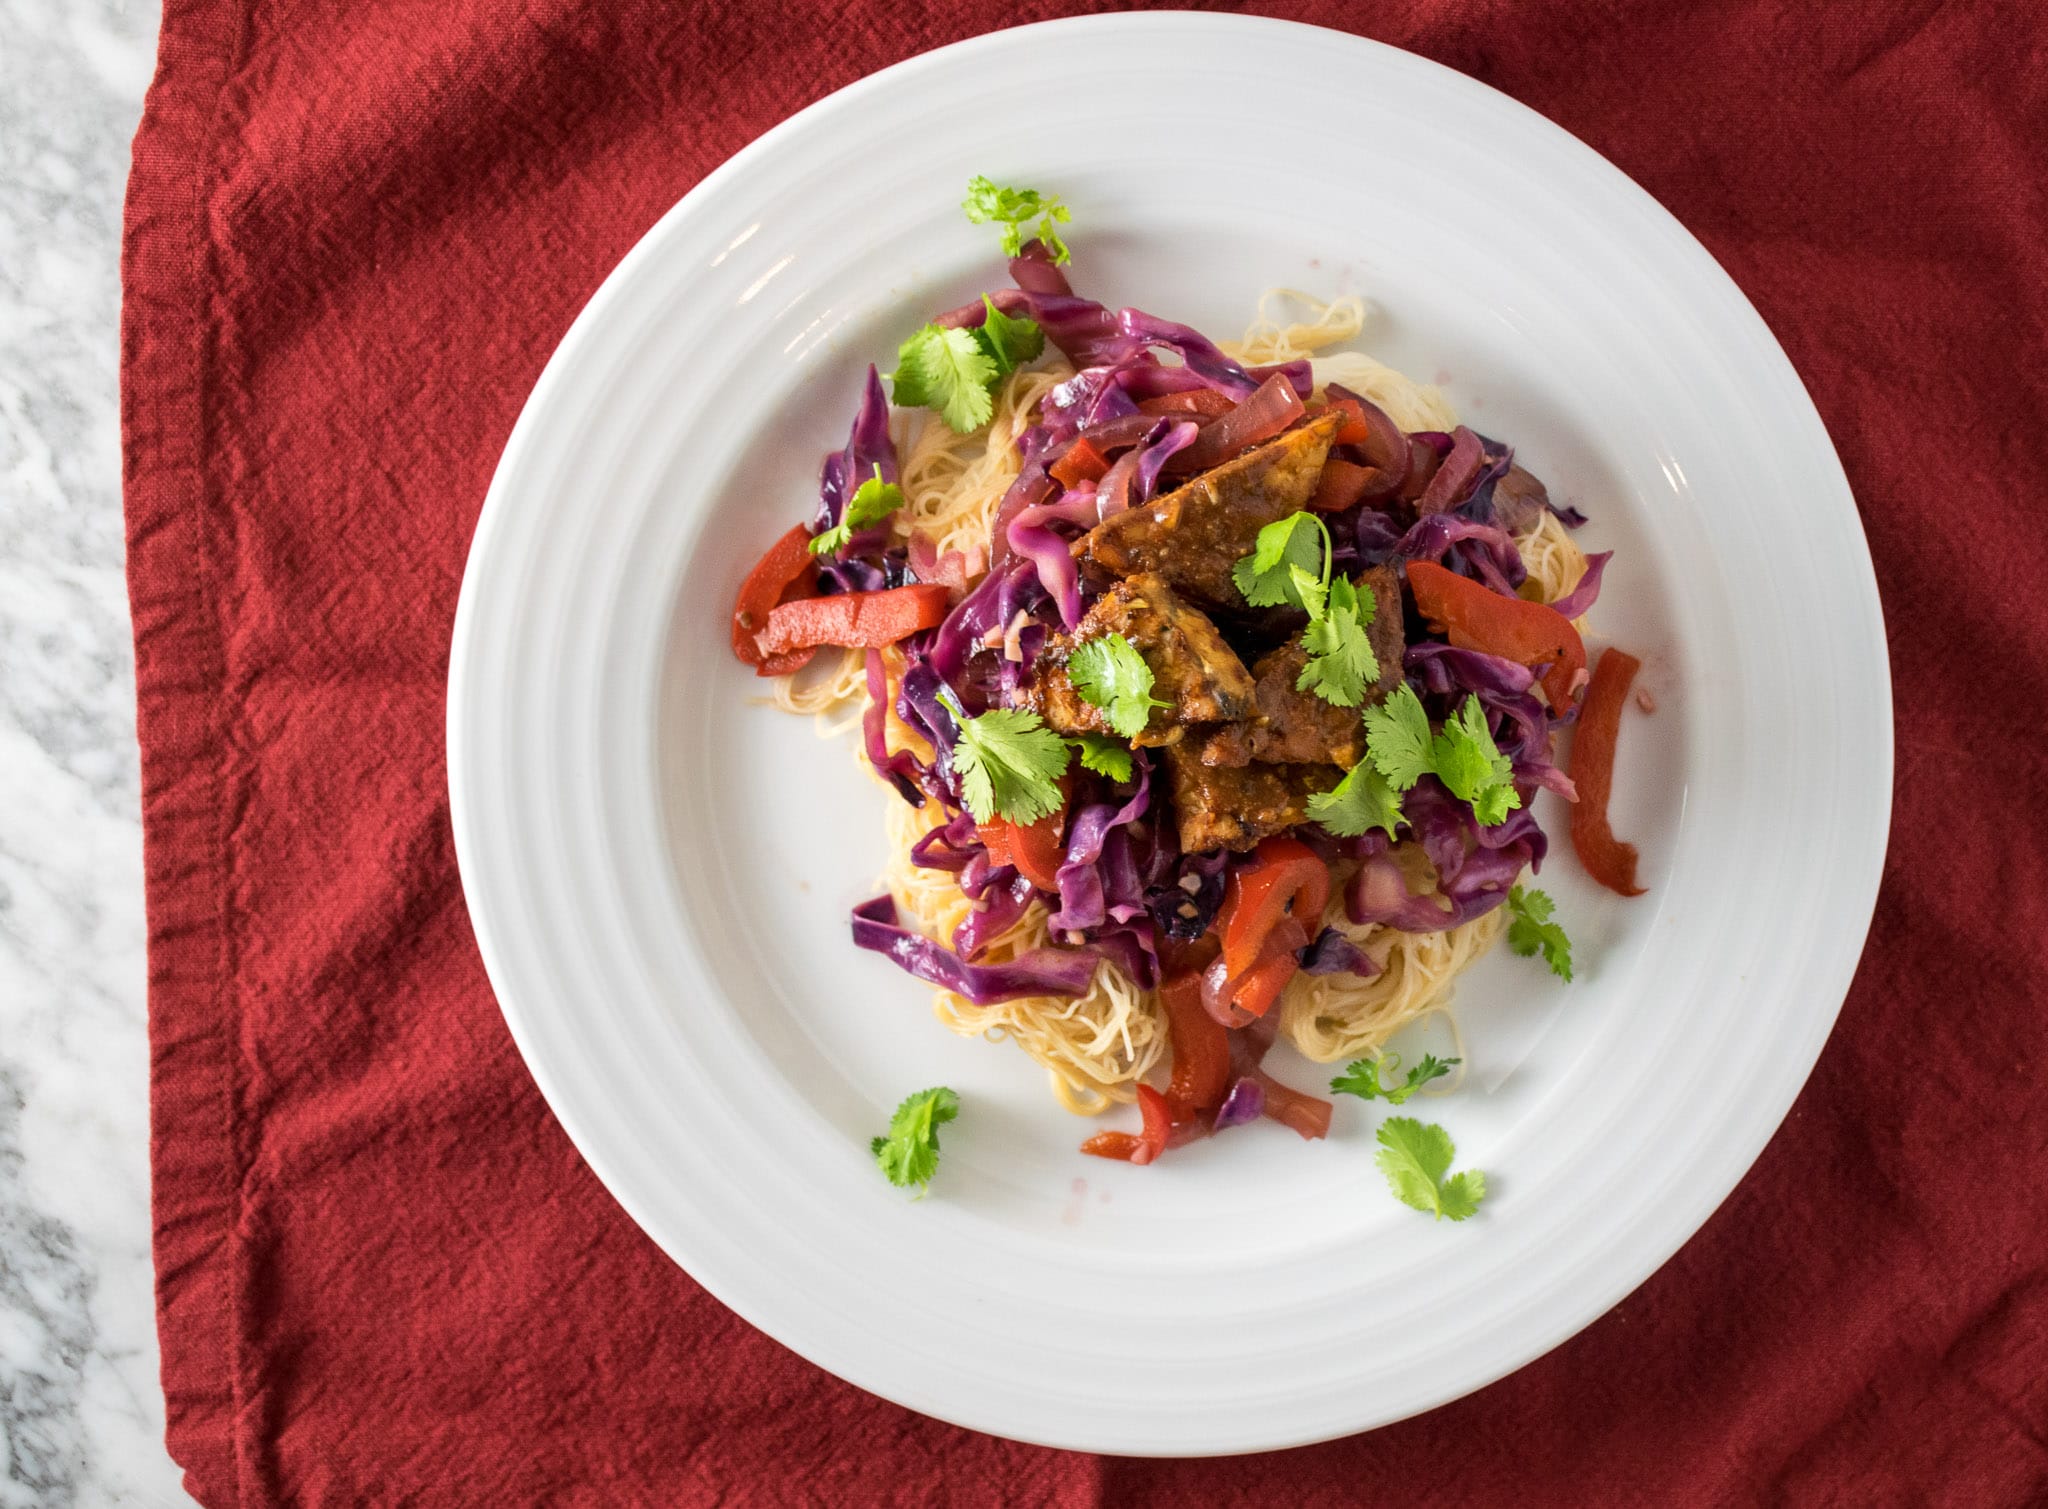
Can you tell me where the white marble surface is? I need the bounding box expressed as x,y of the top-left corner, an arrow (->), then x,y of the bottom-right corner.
1,0 -> 197,1502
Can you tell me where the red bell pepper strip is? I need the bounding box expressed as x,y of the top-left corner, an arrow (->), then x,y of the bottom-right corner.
1310,457 -> 1377,513
753,583 -> 951,659
1571,647 -> 1648,896
1319,395 -> 1373,447
1219,836 -> 1331,983
1080,1084 -> 1172,1165
1160,974 -> 1230,1121
732,524 -> 821,675
1050,436 -> 1111,488
1229,943 -> 1301,1019
1137,390 -> 1238,421
978,808 -> 1067,894
1406,558 -> 1587,711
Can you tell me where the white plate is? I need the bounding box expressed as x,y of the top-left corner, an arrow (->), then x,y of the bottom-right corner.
448,14 -> 1890,1455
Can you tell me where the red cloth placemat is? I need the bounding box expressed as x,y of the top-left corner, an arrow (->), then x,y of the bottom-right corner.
121,3 -> 2048,1504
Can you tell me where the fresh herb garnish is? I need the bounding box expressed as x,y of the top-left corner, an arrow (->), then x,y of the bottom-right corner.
890,325 -> 997,432
1331,1053 -> 1458,1105
889,297 -> 1046,434
1506,885 -> 1574,981
809,465 -> 904,557
938,688 -> 1070,825
1231,513 -> 1325,610
961,176 -> 1073,264
1230,512 -> 1380,708
871,1086 -> 959,1195
1067,632 -> 1168,740
1362,684 -> 1522,827
1297,574 -> 1379,707
1305,760 -> 1406,839
1069,733 -> 1135,784
1375,1117 -> 1487,1221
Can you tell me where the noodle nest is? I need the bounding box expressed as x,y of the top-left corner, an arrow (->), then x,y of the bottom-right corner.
774,291 -> 1587,1110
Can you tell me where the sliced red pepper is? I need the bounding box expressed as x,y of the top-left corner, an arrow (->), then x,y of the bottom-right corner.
1137,389 -> 1238,421
1160,974 -> 1230,1121
1219,836 -> 1331,983
1320,395 -> 1373,447
1571,647 -> 1648,896
1310,457 -> 1377,513
1406,558 -> 1587,711
1079,1084 -> 1172,1165
1230,945 -> 1300,1019
732,524 -> 821,674
1257,1072 -> 1333,1141
1050,436 -> 1111,488
978,808 -> 1067,893
753,584 -> 951,659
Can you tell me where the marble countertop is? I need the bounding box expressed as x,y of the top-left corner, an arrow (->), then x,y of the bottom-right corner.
1,0 -> 195,1502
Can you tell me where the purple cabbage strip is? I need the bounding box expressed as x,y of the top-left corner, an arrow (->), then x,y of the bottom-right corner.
908,809 -> 981,873
1300,927 -> 1380,978
1089,922 -> 1161,992
1395,511 -> 1528,593
863,650 -> 925,805
813,366 -> 897,535
1096,418 -> 1199,520
851,895 -> 1095,1002
1007,505 -> 1085,629
1548,550 -> 1612,620
953,869 -> 1035,961
1212,1077 -> 1265,1131
1050,766 -> 1154,933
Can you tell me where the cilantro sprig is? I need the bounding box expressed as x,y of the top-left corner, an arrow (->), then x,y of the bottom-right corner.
1069,733 -> 1134,784
1067,633 -> 1168,740
961,176 -> 1073,264
1231,512 -> 1381,709
1506,885 -> 1574,981
1375,1117 -> 1487,1221
938,687 -> 1070,824
810,465 -> 904,557
1306,760 -> 1405,839
890,296 -> 1046,434
1362,684 -> 1522,827
871,1086 -> 959,1196
1332,1053 -> 1458,1104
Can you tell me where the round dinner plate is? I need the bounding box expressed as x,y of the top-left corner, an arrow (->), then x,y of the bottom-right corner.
448,14 -> 1890,1455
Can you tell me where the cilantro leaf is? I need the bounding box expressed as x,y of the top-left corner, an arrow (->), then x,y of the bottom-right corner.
961,176 -> 1073,264
1296,574 -> 1380,708
870,1086 -> 959,1195
1432,695 -> 1521,826
1506,885 -> 1574,982
1362,683 -> 1436,791
809,465 -> 904,557
942,692 -> 1071,824
1331,1053 -> 1458,1104
1069,733 -> 1134,784
917,326 -> 998,432
1306,760 -> 1406,839
975,296 -> 1044,375
1375,1116 -> 1487,1221
1231,512 -> 1325,609
1066,633 -> 1167,740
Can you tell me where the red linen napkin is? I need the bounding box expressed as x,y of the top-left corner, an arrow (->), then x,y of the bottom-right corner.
122,2 -> 2048,1504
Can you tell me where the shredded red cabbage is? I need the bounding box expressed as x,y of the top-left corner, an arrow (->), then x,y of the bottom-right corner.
851,895 -> 1097,1001
1300,927 -> 1379,977
1548,550 -> 1612,620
